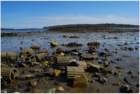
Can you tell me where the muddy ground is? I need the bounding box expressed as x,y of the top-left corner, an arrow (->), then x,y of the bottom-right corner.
1,31 -> 139,93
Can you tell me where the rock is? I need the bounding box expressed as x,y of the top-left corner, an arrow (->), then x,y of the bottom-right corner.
77,61 -> 87,69
136,84 -> 139,88
50,40 -> 58,47
124,42 -> 128,45
56,48 -> 64,54
47,68 -> 54,76
42,61 -> 49,67
30,80 -> 37,88
88,47 -> 96,53
48,88 -> 56,93
128,47 -> 133,51
110,60 -> 116,64
56,86 -> 64,92
115,66 -> 122,69
123,77 -> 129,84
20,48 -> 34,56
98,52 -> 107,57
103,60 -> 110,67
36,53 -> 47,61
31,43 -> 40,50
39,48 -> 48,53
120,84 -> 133,93
98,60 -> 103,64
116,58 -> 122,61
135,47 -> 138,50
113,71 -> 119,76
87,42 -> 100,49
81,53 -> 95,60
69,35 -> 79,38
112,82 -> 120,86
62,35 -> 68,38
86,63 -> 101,73
114,37 -> 118,39
63,42 -> 82,47
100,68 -> 112,75
54,69 -> 62,77
1,52 -> 17,63
97,76 -> 107,84
92,72 -> 101,78
18,73 -> 35,80
127,71 -> 132,75
104,48 -> 109,52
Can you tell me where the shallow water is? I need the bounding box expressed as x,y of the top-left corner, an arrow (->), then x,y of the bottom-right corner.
1,31 -> 139,93
1,32 -> 139,52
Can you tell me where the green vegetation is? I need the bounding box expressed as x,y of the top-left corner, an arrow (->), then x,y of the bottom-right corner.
45,24 -> 139,32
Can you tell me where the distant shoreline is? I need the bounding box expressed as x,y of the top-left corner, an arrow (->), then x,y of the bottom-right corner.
1,23 -> 139,37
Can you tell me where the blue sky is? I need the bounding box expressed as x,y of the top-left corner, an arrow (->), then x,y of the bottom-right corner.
1,1 -> 139,28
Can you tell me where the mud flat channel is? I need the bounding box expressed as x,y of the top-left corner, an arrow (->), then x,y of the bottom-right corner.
1,31 -> 139,93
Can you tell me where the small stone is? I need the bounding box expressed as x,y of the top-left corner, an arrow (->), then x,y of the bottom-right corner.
135,47 -> 138,50
112,82 -> 120,86
113,72 -> 118,76
123,77 -> 129,84
56,86 -> 64,92
127,71 -> 132,75
97,76 -> 107,84
115,66 -> 122,69
120,84 -> 133,93
136,84 -> 139,88
128,47 -> 133,51
30,80 -> 37,87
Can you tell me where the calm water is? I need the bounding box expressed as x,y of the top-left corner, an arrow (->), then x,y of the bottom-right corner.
1,32 -> 139,53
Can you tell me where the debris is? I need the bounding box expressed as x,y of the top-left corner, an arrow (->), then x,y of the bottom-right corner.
67,66 -> 88,88
1,52 -> 17,63
67,66 -> 85,79
1,64 -> 19,81
55,55 -> 72,66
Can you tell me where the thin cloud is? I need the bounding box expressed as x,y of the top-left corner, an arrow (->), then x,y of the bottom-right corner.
3,15 -> 138,28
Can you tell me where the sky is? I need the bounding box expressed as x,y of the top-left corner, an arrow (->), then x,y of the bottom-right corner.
1,1 -> 139,28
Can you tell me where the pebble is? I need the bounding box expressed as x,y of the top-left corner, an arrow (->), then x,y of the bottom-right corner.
127,71 -> 132,75
56,86 -> 64,92
120,84 -> 133,93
